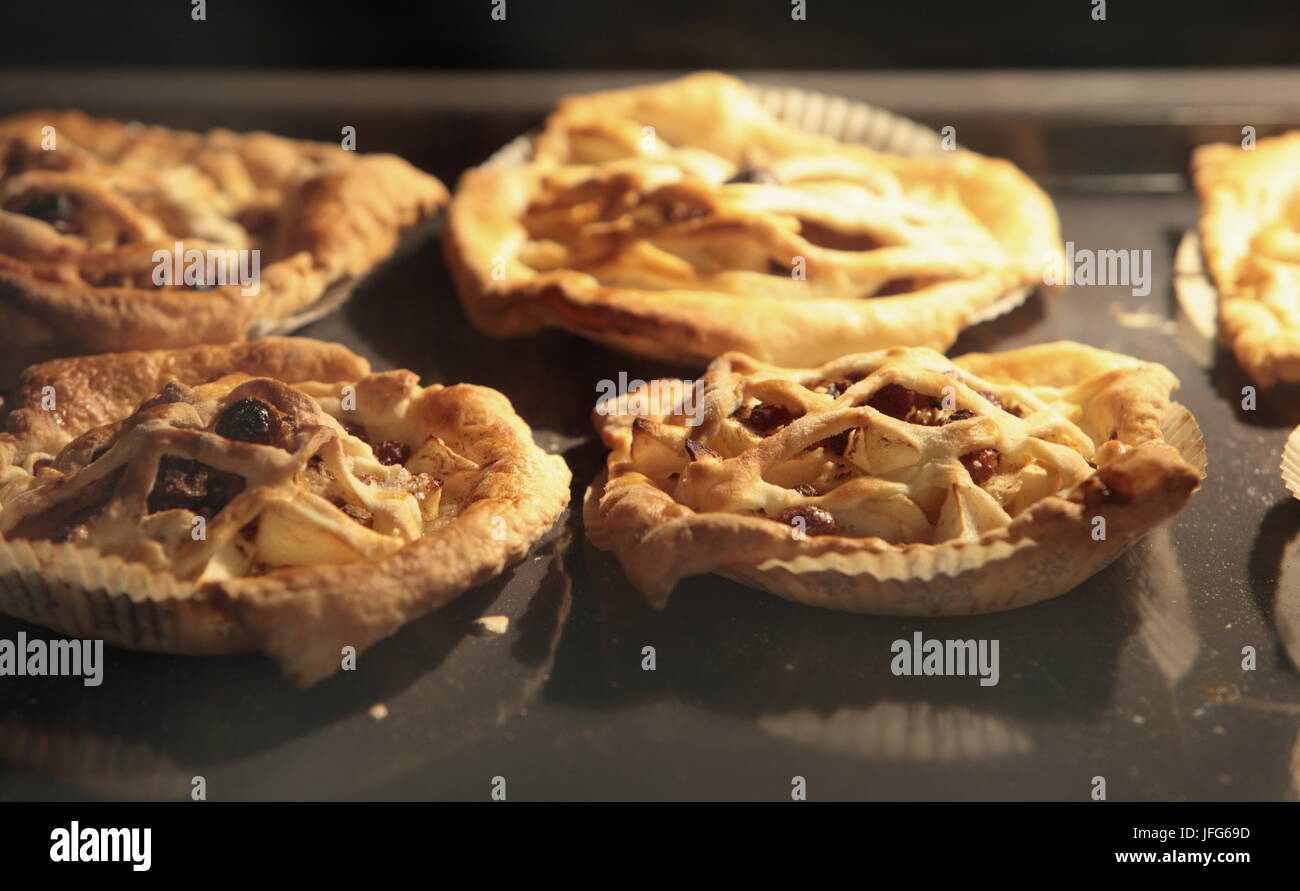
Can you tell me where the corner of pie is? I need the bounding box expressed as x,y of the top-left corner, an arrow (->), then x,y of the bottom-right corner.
1192,130 -> 1300,386
0,337 -> 570,685
0,110 -> 448,361
445,71 -> 1063,366
585,343 -> 1204,614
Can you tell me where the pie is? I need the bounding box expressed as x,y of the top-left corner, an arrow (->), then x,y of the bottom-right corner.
0,338 -> 570,685
1192,131 -> 1300,385
446,72 -> 1062,366
586,344 -> 1204,614
0,110 -> 447,367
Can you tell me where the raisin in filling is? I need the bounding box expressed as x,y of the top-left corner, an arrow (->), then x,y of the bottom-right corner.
6,192 -> 80,234
867,384 -> 977,427
725,167 -> 778,185
797,220 -> 882,252
341,421 -> 370,444
147,456 -> 245,517
875,278 -> 916,296
375,440 -> 411,466
813,377 -> 865,399
980,390 -> 1024,418
216,398 -> 272,444
331,498 -> 374,528
736,402 -> 800,436
867,384 -> 942,424
774,505 -> 838,536
959,448 -> 1000,487
214,397 -> 297,450
811,429 -> 852,456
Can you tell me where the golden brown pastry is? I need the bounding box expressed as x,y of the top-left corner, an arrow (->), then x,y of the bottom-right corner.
0,111 -> 447,362
1193,131 -> 1300,385
446,72 -> 1062,365
587,343 -> 1203,613
0,338 -> 570,685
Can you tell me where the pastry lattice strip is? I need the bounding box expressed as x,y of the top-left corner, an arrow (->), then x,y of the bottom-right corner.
615,350 -> 1103,545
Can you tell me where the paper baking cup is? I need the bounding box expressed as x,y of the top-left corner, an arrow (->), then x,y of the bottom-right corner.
1280,425 -> 1300,500
0,535 -> 258,655
721,401 -> 1205,616
483,82 -> 1032,327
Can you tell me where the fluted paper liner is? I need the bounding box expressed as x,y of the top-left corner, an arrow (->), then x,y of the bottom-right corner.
727,402 -> 1206,616
1280,425 -> 1300,501
0,536 -> 258,655
483,82 -> 1032,327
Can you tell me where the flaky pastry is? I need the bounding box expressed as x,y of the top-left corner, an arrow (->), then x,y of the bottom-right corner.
0,338 -> 570,685
1192,131 -> 1300,385
0,111 -> 447,363
587,344 -> 1203,614
446,72 -> 1062,365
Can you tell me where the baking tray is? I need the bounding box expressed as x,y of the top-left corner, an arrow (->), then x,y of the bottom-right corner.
2,72 -> 1299,801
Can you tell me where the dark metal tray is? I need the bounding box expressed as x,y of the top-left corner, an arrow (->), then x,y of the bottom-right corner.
2,72 -> 1299,801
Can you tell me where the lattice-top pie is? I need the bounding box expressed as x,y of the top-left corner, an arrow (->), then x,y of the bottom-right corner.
1193,131 -> 1300,385
586,344 -> 1204,614
0,338 -> 570,685
0,111 -> 447,366
446,72 -> 1062,366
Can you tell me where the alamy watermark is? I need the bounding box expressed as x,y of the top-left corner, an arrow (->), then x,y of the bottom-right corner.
0,632 -> 103,686
50,822 -> 150,871
595,373 -> 706,427
890,632 -> 999,687
1043,241 -> 1151,297
152,242 -> 261,296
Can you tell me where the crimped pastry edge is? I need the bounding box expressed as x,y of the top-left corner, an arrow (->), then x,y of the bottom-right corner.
0,338 -> 571,686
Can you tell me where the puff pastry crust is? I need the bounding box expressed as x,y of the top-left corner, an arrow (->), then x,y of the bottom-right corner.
1192,131 -> 1300,385
0,111 -> 447,362
446,72 -> 1062,365
0,338 -> 570,685
587,343 -> 1202,614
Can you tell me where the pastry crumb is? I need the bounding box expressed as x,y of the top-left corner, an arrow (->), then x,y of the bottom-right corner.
473,615 -> 510,636
368,703 -> 389,721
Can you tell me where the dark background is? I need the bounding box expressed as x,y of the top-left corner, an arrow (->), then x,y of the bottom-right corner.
3,0 -> 1299,70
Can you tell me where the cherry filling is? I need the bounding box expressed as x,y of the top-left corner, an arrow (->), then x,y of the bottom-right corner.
959,448 -> 1000,486
7,192 -> 80,234
736,402 -> 801,435
147,456 -> 245,517
774,505 -> 838,536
